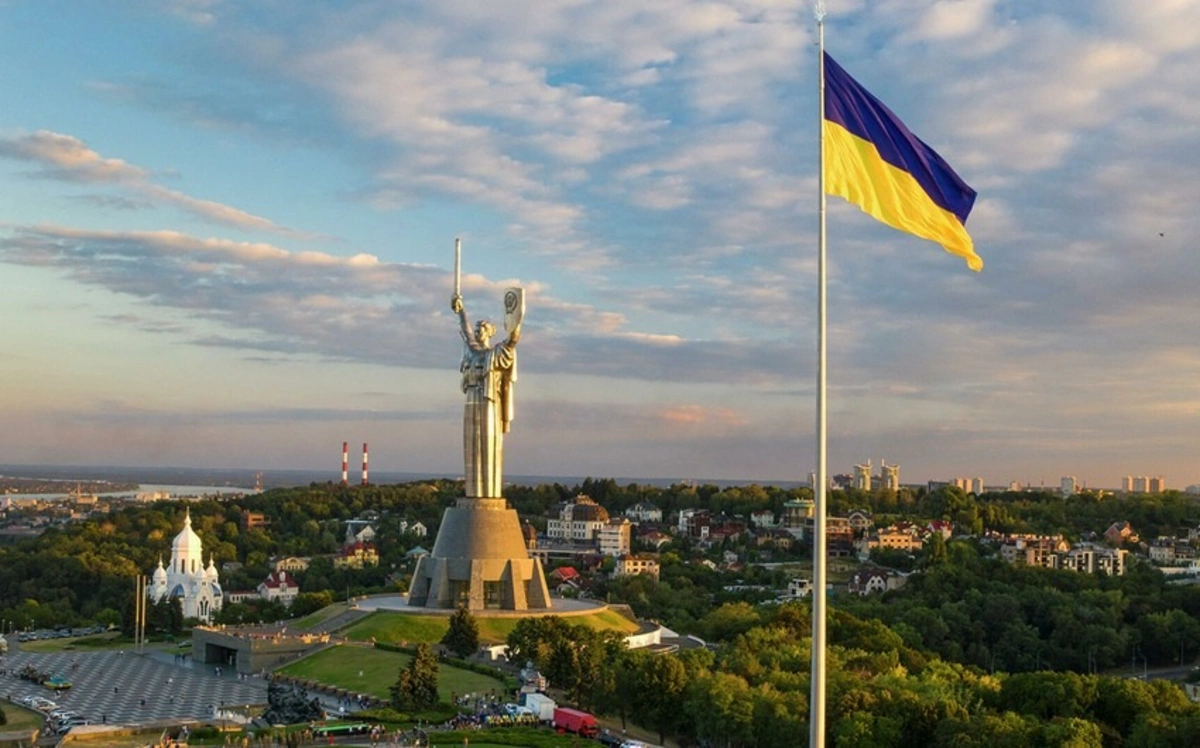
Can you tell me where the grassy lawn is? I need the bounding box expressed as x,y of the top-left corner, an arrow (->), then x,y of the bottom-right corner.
0,701 -> 45,732
291,602 -> 350,631
345,611 -> 451,644
343,609 -> 640,646
19,632 -> 134,653
278,645 -> 504,701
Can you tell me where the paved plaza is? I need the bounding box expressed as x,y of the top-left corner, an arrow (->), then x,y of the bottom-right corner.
1,645 -> 269,726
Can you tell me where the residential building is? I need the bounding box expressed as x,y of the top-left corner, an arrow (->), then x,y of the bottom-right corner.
598,518 -> 633,557
1104,521 -> 1139,546
548,495 -> 611,543
755,528 -> 794,550
879,460 -> 900,491
624,501 -> 663,523
241,511 -> 270,530
1061,476 -> 1077,497
397,519 -> 427,537
548,566 -> 582,590
927,520 -> 953,540
998,534 -> 1071,567
847,510 -> 873,535
676,507 -> 708,536
616,554 -> 660,580
865,526 -> 924,553
849,568 -> 907,596
1149,541 -> 1177,564
344,520 -> 376,544
637,529 -> 672,550
801,515 -> 855,556
271,556 -> 310,573
950,477 -> 984,494
784,578 -> 812,599
1051,544 -> 1128,576
854,460 -> 873,491
334,541 -> 379,569
1125,476 -> 1166,493
749,509 -> 776,528
781,499 -> 813,532
258,570 -> 300,606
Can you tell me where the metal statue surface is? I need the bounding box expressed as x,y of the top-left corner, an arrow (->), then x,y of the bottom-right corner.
451,249 -> 524,499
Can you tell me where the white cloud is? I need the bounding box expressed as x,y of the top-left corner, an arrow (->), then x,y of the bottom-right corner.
0,130 -> 305,237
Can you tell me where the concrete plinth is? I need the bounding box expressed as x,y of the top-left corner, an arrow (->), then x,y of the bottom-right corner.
408,498 -> 551,611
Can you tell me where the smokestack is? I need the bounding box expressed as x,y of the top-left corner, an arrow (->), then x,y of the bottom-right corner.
341,442 -> 349,486
362,442 -> 369,486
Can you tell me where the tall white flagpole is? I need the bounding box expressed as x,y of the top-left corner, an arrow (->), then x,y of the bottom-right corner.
810,2 -> 828,746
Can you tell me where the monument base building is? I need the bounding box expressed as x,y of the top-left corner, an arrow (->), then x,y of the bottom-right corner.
408,498 -> 551,611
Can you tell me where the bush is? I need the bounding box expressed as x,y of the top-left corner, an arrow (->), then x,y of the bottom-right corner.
0,705 -> 7,725
436,727 -> 572,747
356,704 -> 458,724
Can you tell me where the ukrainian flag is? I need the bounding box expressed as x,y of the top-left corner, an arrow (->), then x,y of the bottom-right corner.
824,52 -> 982,271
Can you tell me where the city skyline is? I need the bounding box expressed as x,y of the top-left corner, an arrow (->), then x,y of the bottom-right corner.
2,2 -> 1199,488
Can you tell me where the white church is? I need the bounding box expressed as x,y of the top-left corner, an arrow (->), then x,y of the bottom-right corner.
148,508 -> 224,623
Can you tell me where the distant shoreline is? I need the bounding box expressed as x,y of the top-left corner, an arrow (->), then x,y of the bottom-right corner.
0,463 -> 807,491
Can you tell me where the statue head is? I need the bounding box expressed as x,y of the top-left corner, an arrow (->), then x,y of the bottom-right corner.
475,319 -> 496,344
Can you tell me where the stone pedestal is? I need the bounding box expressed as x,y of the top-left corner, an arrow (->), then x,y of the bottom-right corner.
408,498 -> 551,611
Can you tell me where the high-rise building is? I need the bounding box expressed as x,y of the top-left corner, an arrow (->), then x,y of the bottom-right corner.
1125,476 -> 1166,493
1061,476 -> 1077,497
950,477 -> 983,494
853,460 -> 873,491
879,460 -> 900,491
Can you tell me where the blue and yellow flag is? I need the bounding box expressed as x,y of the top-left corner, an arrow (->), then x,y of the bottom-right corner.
824,52 -> 981,271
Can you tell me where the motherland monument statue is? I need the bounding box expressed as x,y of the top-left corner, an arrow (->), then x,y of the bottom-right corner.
407,239 -> 551,611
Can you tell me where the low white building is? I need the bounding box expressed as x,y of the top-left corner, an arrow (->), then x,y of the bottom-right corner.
398,519 -> 428,537
625,501 -> 663,524
783,578 -> 812,599
749,509 -> 776,528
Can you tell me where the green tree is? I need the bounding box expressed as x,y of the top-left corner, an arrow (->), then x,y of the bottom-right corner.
389,643 -> 440,710
441,607 -> 480,659
631,652 -> 690,744
289,591 -> 334,619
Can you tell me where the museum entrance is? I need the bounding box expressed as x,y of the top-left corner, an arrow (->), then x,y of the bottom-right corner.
203,641 -> 239,671
483,581 -> 503,609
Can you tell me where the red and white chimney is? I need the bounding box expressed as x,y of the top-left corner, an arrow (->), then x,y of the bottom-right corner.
362,442 -> 369,486
341,442 -> 349,486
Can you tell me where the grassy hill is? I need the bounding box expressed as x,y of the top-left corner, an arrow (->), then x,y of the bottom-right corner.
340,608 -> 640,646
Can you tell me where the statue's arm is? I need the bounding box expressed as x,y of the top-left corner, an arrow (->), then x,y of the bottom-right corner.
451,294 -> 472,343
505,323 -> 521,348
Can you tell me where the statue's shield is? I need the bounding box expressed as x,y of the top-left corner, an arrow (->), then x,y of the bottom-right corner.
504,287 -> 525,334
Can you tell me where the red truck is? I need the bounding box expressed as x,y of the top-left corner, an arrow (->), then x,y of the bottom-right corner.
553,707 -> 600,738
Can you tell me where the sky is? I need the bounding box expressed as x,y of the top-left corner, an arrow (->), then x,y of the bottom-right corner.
1,0 -> 1198,490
